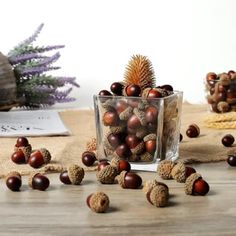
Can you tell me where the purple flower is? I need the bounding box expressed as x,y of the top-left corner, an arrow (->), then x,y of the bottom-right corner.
8,52 -> 47,65
19,66 -> 61,76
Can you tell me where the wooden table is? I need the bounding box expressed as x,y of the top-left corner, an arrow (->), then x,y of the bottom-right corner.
0,162 -> 235,236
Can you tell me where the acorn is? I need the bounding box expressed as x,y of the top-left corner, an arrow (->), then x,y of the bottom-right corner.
28,172 -> 50,191
125,134 -> 145,155
117,171 -> 142,189
96,164 -> 118,184
5,171 -> 22,192
143,134 -> 157,154
146,185 -> 169,207
102,110 -> 120,126
171,162 -> 196,183
60,164 -> 85,185
157,160 -> 175,180
186,124 -> 200,138
14,137 -> 32,163
110,157 -> 131,173
82,151 -> 96,167
87,192 -> 110,213
28,148 -> 51,168
143,179 -> 169,197
184,173 -> 210,196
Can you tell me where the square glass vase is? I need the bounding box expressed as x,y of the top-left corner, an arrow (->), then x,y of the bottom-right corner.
93,91 -> 183,164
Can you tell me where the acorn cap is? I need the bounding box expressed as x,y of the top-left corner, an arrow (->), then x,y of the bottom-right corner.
136,127 -> 148,139
96,165 -> 117,184
38,148 -> 51,164
110,123 -> 126,134
14,144 -> 32,162
110,156 -> 122,169
131,141 -> 145,155
119,106 -> 133,121
143,134 -> 157,142
101,99 -> 115,111
148,185 -> 169,207
140,152 -> 154,162
184,173 -> 202,195
137,100 -> 149,110
5,171 -> 21,180
141,87 -> 152,98
133,108 -> 147,126
28,172 -> 41,188
171,162 -> 187,183
157,160 -> 175,179
128,154 -> 141,162
143,179 -> 169,196
89,192 -> 110,213
116,170 -> 127,188
86,137 -> 97,152
68,164 -> 85,185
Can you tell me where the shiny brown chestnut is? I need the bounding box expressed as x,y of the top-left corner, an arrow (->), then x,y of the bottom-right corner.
107,133 -> 122,148
31,173 -> 50,191
118,171 -> 142,189
145,106 -> 158,124
82,151 -> 96,166
145,140 -> 156,154
110,82 -> 123,96
227,155 -> 236,166
11,150 -> 27,164
159,84 -> 173,91
6,172 -> 22,192
98,161 -> 110,171
115,144 -> 131,159
16,137 -> 29,147
127,114 -> 141,130
28,149 -> 51,169
98,90 -> 112,96
118,159 -> 131,172
222,134 -> 235,147
193,179 -> 210,196
103,111 -> 119,126
125,84 -> 141,97
186,124 -> 200,138
147,89 -> 163,98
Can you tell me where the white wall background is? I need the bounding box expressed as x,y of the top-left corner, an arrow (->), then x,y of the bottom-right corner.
1,0 -> 236,108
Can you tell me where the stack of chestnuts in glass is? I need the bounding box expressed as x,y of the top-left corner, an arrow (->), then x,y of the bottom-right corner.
94,82 -> 183,163
205,71 -> 236,113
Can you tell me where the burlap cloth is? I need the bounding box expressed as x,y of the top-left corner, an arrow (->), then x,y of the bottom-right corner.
0,103 -> 232,177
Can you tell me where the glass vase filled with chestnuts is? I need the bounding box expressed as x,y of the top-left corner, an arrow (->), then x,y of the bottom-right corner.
205,71 -> 236,113
94,55 -> 183,163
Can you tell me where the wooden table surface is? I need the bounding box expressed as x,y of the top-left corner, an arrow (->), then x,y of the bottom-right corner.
0,162 -> 235,236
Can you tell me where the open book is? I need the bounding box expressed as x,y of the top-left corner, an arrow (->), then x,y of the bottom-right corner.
0,110 -> 70,137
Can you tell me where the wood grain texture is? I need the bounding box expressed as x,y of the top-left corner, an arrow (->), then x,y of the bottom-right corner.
0,162 -> 235,235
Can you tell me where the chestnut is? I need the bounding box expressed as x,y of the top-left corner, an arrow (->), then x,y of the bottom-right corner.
227,155 -> 236,166
117,171 -> 142,189
147,89 -> 163,98
98,161 -> 110,171
193,179 -> 210,196
222,134 -> 235,147
186,124 -> 200,138
145,106 -> 158,124
29,173 -> 50,191
125,134 -> 141,149
159,84 -> 173,91
145,139 -> 156,154
98,90 -> 112,96
87,192 -> 110,213
127,114 -> 141,130
11,150 -> 27,164
15,137 -> 29,147
82,151 -> 96,166
117,159 -> 131,172
59,164 -> 84,185
28,148 -> 51,168
206,72 -> 217,86
6,172 -> 22,192
110,82 -> 123,96
125,84 -> 141,97
103,111 -> 119,126
107,133 -> 122,148
115,144 -> 131,159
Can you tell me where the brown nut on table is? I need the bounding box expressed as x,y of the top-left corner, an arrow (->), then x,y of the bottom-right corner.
186,124 -> 200,138
11,149 -> 28,164
143,179 -> 169,197
60,164 -> 85,185
29,172 -> 50,191
146,185 -> 169,207
28,148 -> 51,168
117,171 -> 142,189
87,192 -> 110,213
82,151 -> 96,167
6,171 -> 22,192
110,157 -> 131,173
157,160 -> 175,180
171,162 -> 196,183
96,165 -> 118,184
185,173 -> 210,196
